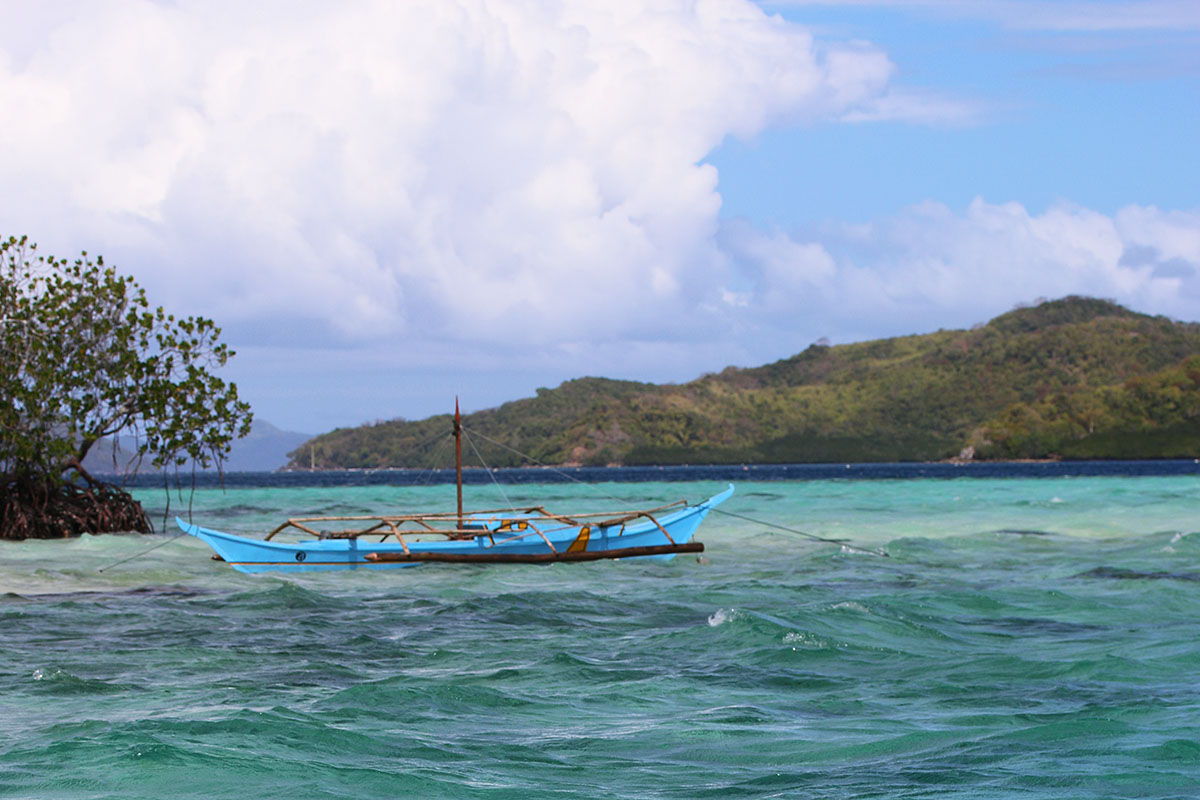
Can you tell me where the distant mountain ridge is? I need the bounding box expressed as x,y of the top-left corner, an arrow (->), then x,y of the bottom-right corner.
223,420 -> 312,471
85,419 -> 310,474
287,297 -> 1200,467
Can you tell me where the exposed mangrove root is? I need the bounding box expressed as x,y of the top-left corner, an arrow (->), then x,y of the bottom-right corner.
0,476 -> 152,540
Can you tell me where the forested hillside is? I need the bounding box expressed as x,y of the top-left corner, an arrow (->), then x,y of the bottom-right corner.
287,297 -> 1200,467
977,355 -> 1200,459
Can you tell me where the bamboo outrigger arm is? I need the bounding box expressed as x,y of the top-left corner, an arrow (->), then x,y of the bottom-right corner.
364,541 -> 704,564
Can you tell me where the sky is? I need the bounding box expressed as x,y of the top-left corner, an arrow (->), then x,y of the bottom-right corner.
1,0 -> 1197,434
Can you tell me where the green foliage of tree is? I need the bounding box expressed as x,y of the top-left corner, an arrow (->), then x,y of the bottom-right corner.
977,355 -> 1200,459
288,296 -> 1200,468
1,236 -> 253,488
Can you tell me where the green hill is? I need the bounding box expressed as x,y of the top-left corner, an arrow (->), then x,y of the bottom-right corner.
288,297 -> 1200,468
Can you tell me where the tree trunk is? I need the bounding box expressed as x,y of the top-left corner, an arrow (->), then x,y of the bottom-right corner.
0,475 -> 152,540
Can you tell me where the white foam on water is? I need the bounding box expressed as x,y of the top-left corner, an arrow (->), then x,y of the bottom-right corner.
707,608 -> 740,627
782,631 -> 838,650
829,600 -> 871,614
1162,531 -> 1188,552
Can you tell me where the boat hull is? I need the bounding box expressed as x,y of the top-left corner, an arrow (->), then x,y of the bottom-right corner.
179,485 -> 733,573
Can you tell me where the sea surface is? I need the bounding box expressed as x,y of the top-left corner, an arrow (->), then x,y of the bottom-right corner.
3,464 -> 1200,798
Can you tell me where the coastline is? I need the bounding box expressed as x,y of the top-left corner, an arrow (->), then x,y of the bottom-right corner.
98,458 -> 1200,489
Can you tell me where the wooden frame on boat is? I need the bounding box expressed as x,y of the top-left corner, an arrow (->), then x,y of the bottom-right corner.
264,500 -> 689,550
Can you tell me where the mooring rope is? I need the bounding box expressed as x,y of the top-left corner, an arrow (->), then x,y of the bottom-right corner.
96,531 -> 190,573
710,507 -> 889,557
464,425 -> 886,557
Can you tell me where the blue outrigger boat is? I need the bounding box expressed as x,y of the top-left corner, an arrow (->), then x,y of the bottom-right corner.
178,485 -> 732,573
181,402 -> 732,573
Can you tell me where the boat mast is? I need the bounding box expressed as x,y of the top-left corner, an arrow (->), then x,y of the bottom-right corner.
454,397 -> 464,529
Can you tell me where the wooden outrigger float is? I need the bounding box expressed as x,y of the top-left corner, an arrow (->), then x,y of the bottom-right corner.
180,400 -> 733,573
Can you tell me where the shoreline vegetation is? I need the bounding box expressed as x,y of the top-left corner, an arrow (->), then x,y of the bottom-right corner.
268,454 -> 1189,473
288,296 -> 1200,470
1,238 -> 251,540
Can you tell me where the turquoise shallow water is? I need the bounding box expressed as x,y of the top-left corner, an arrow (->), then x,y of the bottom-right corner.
3,476 -> 1200,798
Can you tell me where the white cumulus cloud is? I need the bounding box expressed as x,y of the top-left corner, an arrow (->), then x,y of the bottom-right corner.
723,199 -> 1200,346
0,0 -> 915,348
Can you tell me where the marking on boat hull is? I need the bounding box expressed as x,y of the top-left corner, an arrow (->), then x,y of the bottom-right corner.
566,526 -> 591,553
